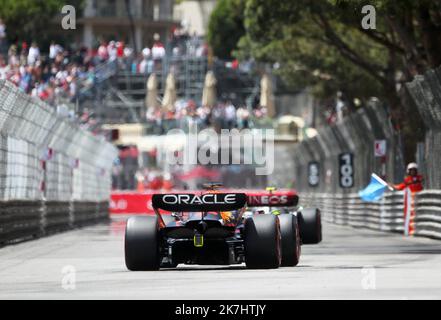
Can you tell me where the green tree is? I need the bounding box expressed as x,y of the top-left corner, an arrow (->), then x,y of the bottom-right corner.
0,0 -> 84,44
240,0 -> 441,90
236,0 -> 389,114
207,0 -> 246,60
208,0 -> 441,160
241,0 -> 441,159
330,0 -> 441,73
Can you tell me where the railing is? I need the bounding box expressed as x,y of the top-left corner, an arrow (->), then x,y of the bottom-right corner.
301,192 -> 404,232
413,190 -> 441,239
300,191 -> 441,240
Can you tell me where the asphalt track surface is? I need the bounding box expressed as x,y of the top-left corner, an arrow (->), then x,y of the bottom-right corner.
1,216 -> 441,299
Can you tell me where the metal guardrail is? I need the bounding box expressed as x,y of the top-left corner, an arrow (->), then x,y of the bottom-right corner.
0,79 -> 117,245
413,190 -> 441,239
301,192 -> 405,233
0,200 -> 109,245
300,190 -> 441,240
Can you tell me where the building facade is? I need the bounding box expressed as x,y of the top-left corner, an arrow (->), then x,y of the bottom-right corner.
78,0 -> 177,50
174,0 -> 217,36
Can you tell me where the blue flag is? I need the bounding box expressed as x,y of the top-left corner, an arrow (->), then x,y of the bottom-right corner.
359,174 -> 391,202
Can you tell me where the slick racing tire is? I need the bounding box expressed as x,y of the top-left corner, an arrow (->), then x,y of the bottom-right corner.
297,208 -> 322,245
279,214 -> 301,267
244,214 -> 282,269
125,216 -> 160,271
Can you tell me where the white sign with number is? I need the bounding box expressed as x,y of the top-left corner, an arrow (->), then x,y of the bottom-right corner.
308,162 -> 320,187
339,153 -> 354,188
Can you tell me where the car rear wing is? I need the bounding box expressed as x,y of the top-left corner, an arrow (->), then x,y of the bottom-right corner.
152,193 -> 248,212
246,190 -> 299,207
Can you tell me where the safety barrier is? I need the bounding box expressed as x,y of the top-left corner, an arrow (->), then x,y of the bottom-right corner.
300,190 -> 441,240
413,190 -> 441,239
0,200 -> 109,244
0,79 -> 117,245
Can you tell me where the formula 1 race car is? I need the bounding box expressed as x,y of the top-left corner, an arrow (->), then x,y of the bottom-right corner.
124,187 -> 322,271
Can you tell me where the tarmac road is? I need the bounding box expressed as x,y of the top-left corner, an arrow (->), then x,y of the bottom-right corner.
1,216 -> 441,300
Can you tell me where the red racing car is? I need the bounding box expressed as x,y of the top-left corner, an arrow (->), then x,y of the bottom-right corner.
124,186 -> 322,271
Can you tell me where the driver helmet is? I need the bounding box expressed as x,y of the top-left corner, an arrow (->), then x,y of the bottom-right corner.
220,211 -> 233,222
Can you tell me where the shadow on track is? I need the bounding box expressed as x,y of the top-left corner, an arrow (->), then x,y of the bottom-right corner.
160,265 -> 247,272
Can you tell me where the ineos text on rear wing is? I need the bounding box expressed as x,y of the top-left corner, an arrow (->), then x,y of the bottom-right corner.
246,192 -> 299,207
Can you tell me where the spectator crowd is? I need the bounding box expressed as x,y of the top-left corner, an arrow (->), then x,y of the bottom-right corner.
0,38 -> 102,106
0,17 -> 270,133
0,19 -> 161,107
146,99 -> 269,133
0,17 -> 207,107
119,29 -> 208,76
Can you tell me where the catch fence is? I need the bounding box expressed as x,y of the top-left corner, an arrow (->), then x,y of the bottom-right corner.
0,80 -> 117,245
290,66 -> 441,240
287,100 -> 404,194
406,66 -> 441,189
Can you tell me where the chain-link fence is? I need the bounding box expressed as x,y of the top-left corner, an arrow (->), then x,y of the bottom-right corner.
284,67 -> 441,241
406,67 -> 441,189
0,79 -> 117,245
281,101 -> 404,194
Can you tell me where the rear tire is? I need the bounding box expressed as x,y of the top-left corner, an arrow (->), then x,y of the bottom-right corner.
279,214 -> 301,266
297,208 -> 322,244
125,216 -> 160,271
244,214 -> 281,269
